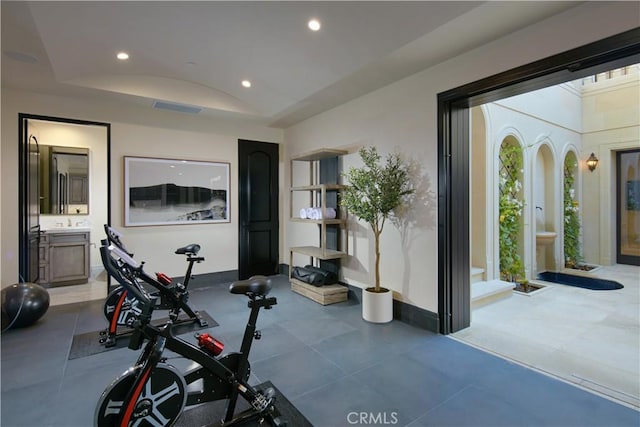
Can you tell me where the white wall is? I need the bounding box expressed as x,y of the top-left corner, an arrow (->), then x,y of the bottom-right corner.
475,69 -> 639,274
582,72 -> 640,265
483,98 -> 582,277
498,83 -> 583,132
470,107 -> 487,275
1,89 -> 283,286
284,2 -> 639,313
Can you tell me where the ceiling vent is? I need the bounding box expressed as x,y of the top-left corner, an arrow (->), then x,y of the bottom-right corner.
152,101 -> 202,114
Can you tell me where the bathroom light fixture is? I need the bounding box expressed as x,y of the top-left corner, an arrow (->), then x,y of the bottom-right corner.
116,52 -> 129,60
586,152 -> 598,172
241,80 -> 251,88
308,19 -> 321,31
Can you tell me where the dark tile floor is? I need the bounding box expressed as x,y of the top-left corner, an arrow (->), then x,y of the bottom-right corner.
2,275 -> 639,427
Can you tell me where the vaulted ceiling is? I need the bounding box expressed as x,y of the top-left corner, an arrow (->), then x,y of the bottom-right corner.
2,1 -> 581,127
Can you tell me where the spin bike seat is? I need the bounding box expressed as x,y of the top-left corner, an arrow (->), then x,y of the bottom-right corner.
229,276 -> 271,296
175,244 -> 201,256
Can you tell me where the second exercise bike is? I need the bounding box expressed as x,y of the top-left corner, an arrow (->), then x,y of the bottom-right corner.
100,225 -> 208,347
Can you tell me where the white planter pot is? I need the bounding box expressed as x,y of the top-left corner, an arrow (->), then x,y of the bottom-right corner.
362,288 -> 393,323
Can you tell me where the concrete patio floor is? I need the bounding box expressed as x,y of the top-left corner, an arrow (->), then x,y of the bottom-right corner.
453,264 -> 640,409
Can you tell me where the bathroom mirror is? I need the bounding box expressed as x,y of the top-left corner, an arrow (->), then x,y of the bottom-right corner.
39,145 -> 89,215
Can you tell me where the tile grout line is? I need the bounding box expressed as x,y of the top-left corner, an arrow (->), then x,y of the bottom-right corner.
50,309 -> 82,427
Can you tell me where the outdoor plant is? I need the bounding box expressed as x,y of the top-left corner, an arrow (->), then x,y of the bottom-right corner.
340,146 -> 414,292
563,156 -> 582,268
498,141 -> 525,282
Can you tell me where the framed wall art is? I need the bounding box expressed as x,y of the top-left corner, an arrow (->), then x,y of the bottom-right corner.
124,156 -> 230,226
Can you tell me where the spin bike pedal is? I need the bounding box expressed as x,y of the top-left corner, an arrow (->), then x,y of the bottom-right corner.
270,417 -> 287,427
254,388 -> 288,426
99,335 -> 117,348
251,387 -> 275,412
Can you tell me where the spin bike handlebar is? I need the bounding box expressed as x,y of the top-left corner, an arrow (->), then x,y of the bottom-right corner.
100,242 -> 161,349
103,224 -> 133,256
99,242 -> 152,308
104,224 -> 203,283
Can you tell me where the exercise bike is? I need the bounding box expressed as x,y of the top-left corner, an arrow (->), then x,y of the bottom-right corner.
100,225 -> 208,347
96,242 -> 286,426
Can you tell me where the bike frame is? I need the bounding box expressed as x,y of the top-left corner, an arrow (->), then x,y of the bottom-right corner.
100,243 -> 278,425
127,297 -> 274,413
102,226 -> 208,345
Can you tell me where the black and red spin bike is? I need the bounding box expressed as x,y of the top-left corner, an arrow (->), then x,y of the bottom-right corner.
96,241 -> 285,426
100,225 -> 208,347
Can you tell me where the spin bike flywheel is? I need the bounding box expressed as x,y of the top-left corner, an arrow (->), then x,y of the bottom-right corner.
95,363 -> 187,427
103,287 -> 143,328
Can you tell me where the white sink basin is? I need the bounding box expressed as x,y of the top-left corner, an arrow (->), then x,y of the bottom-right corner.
43,227 -> 91,233
536,231 -> 556,246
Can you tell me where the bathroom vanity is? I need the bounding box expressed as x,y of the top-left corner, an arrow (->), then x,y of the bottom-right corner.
38,228 -> 90,286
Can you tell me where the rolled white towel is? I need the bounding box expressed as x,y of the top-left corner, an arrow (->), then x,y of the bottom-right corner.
324,207 -> 337,219
305,207 -> 314,219
299,208 -> 307,219
309,207 -> 337,219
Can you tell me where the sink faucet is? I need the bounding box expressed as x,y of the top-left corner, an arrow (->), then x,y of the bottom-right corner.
67,218 -> 72,227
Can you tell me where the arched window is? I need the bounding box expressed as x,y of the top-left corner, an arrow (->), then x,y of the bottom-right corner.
563,152 -> 581,268
498,137 -> 524,281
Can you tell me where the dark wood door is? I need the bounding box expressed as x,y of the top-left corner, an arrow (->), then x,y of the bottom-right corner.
238,140 -> 279,279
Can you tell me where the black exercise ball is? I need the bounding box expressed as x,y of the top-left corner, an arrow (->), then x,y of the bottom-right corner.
1,282 -> 50,331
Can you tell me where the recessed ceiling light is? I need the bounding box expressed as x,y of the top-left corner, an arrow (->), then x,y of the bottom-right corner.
308,19 -> 321,31
116,52 -> 129,60
241,80 -> 252,88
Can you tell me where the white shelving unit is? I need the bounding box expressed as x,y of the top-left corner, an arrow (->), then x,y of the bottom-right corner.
289,148 -> 349,304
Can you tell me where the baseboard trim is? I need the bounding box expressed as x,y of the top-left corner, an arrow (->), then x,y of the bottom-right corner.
282,264 -> 439,333
161,270 -> 238,290
392,298 -> 440,333
343,283 -> 438,332
176,266 -> 439,333
278,263 -> 289,275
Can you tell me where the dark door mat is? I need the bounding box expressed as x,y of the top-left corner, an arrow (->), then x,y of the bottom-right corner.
68,311 -> 217,359
537,272 -> 624,291
177,381 -> 313,427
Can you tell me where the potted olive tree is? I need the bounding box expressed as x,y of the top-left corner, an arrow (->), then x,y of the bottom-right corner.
341,146 -> 413,323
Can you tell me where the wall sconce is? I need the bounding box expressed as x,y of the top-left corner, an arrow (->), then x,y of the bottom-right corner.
586,152 -> 598,172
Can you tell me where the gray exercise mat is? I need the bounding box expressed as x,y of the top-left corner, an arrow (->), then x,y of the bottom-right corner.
177,381 -> 313,427
68,310 -> 217,359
